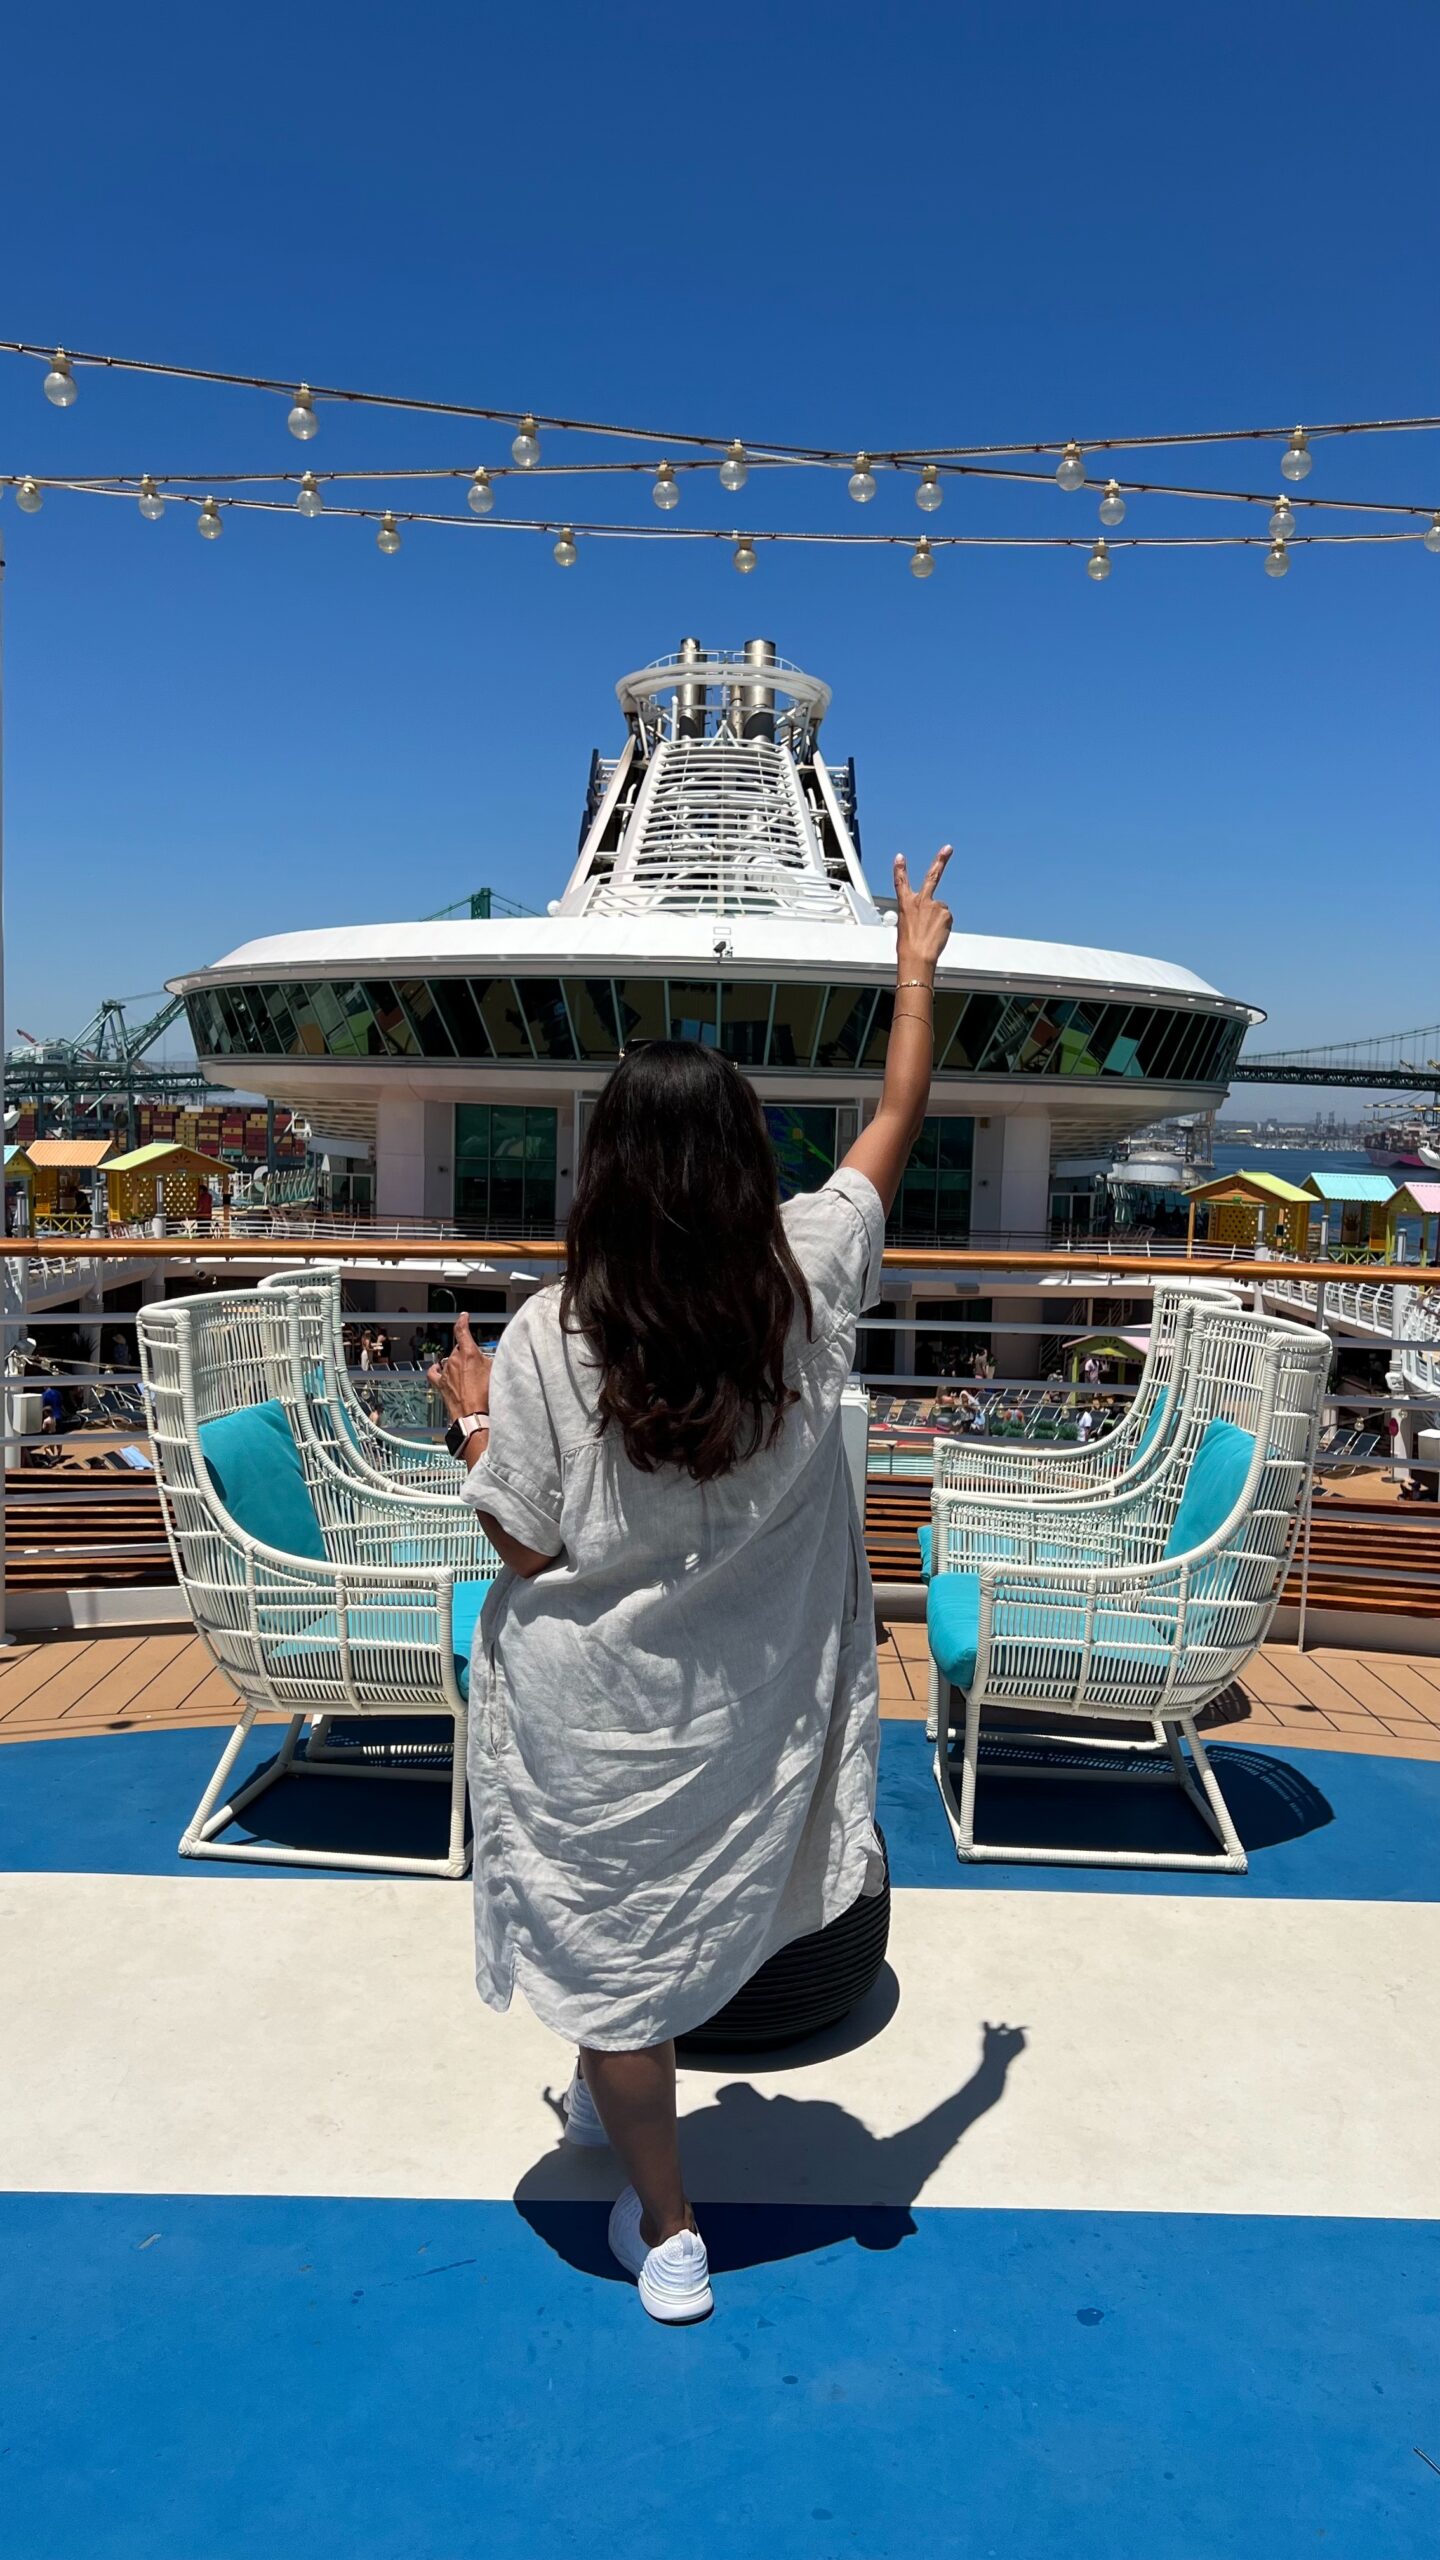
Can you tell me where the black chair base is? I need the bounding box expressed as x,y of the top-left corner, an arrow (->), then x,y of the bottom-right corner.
679,1827 -> 890,2052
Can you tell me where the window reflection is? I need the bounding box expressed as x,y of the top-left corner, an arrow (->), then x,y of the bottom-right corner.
184,978 -> 1241,1088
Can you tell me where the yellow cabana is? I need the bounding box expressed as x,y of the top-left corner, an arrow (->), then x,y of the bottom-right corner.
104,1142 -> 230,1225
1184,1169 -> 1313,1258
26,1137 -> 118,1225
1064,1328 -> 1149,1383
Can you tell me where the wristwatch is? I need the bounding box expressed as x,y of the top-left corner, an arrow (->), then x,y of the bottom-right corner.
445,1413 -> 488,1460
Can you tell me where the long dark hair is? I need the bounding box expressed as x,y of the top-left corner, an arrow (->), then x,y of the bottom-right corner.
561,1041 -> 813,1481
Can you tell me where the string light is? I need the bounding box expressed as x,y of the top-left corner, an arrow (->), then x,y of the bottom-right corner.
719,441 -> 749,494
138,475 -> 165,521
197,496 -> 223,540
1098,480 -> 1126,527
1269,497 -> 1296,541
287,385 -> 319,442
909,537 -> 935,579
1087,537 -> 1112,581
733,537 -> 757,573
916,466 -> 942,513
1280,427 -> 1312,482
511,415 -> 541,468
651,461 -> 680,511
467,469 -> 494,515
15,477 -> 43,513
848,454 -> 877,504
1425,515 -> 1440,553
296,471 -> 323,517
42,350 -> 76,408
552,526 -> 578,566
1264,539 -> 1289,578
376,511 -> 402,554
1056,442 -> 1086,492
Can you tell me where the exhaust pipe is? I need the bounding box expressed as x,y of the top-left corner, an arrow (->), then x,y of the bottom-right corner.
676,635 -> 707,739
740,636 -> 777,743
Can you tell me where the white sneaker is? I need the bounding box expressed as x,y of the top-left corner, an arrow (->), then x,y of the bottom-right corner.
561,2067 -> 610,2149
607,2184 -> 713,2324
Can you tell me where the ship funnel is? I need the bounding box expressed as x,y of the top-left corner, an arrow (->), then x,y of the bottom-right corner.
676,635 -> 707,739
740,636 -> 777,743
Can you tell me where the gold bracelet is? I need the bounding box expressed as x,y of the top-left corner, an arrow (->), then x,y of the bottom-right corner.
896,979 -> 934,991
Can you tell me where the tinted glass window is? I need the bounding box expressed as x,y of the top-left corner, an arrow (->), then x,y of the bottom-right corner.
893,1116 -> 974,1241
766,982 -> 824,1069
430,978 -> 492,1058
564,980 -> 622,1060
454,1104 -> 558,1228
815,987 -> 877,1069
764,1104 -> 838,1198
667,981 -> 719,1046
476,980 -> 534,1059
184,974 -> 1241,1090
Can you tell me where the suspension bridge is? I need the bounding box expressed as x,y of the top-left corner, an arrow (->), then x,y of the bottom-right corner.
1232,1023 -> 1440,1092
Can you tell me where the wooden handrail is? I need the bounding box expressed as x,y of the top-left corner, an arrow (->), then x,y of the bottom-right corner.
2,1237 -> 1440,1284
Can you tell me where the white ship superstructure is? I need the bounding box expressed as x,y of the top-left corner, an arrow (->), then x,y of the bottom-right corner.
174,639 -> 1261,1268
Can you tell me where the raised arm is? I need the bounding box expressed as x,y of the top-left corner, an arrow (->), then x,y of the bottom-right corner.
841,846 -> 953,1215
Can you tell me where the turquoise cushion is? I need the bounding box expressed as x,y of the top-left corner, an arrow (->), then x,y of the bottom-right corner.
917,1522 -> 933,1581
1136,1389 -> 1169,1460
928,1569 -> 982,1686
927,1566 -> 1179,1693
1163,1418 -> 1255,1561
198,1400 -> 326,1563
277,1577 -> 494,1699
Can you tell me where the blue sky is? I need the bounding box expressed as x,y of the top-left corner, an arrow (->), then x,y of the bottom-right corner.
1,0 -> 1435,1108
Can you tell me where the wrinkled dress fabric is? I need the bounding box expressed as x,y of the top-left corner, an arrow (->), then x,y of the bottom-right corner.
461,1166 -> 886,2050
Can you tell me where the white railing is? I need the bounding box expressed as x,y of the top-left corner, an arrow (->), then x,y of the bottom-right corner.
1260,1272 -> 1440,1405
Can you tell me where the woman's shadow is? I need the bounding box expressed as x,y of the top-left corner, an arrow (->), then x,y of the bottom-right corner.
514,2017 -> 1027,2278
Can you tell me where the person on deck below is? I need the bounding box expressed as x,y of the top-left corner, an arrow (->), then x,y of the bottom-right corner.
428,848 -> 953,2326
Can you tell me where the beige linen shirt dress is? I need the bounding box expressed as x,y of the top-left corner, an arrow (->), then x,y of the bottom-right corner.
461,1165 -> 886,2050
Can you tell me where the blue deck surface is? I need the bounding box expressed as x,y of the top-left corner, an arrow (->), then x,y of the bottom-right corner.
4,2191 -> 1438,2560
2,1714 -> 1438,1899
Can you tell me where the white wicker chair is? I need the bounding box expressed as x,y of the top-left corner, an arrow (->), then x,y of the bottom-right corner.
139,1287 -> 502,1877
257,1265 -> 459,1493
926,1308 -> 1330,1872
933,1280 -> 1241,1503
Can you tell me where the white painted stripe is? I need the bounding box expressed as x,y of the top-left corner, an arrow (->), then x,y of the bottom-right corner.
4,1874 -> 1438,2219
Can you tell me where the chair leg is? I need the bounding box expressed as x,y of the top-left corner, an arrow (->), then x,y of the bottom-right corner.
180,1700 -> 474,1878
925,1654 -> 942,1742
932,1690 -> 1249,1873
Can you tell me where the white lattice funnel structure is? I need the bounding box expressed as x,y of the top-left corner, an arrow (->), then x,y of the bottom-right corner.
561,640 -> 881,925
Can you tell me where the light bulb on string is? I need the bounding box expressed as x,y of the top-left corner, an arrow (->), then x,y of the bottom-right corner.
511,415 -> 541,468
467,469 -> 494,515
376,511 -> 402,555
909,537 -> 935,579
15,477 -> 43,514
296,471 -> 323,517
138,476 -> 165,521
915,466 -> 942,513
1264,540 -> 1289,579
733,536 -> 757,573
719,441 -> 748,494
1269,498 -> 1296,541
287,385 -> 319,441
1098,480 -> 1126,527
42,351 -> 76,408
553,526 -> 578,566
1087,538 -> 1112,581
1280,427 -> 1312,482
848,454 -> 877,504
1424,515 -> 1440,554
652,461 -> 680,511
1056,442 -> 1086,492
197,496 -> 223,540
